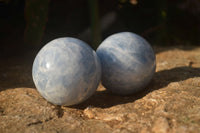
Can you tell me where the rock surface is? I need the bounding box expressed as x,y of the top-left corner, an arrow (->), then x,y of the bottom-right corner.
0,46 -> 200,133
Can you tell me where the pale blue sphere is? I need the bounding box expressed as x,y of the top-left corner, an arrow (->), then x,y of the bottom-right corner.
32,37 -> 101,106
96,32 -> 156,95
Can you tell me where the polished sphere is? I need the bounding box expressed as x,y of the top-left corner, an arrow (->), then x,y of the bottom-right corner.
96,32 -> 156,95
32,37 -> 101,106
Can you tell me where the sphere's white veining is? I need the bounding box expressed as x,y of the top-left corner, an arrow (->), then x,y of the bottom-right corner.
96,32 -> 156,95
32,37 -> 101,106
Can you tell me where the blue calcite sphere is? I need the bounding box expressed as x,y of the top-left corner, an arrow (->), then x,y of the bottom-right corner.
32,37 -> 101,106
96,32 -> 156,95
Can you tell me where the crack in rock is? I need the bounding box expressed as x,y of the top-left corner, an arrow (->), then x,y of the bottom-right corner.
27,117 -> 53,126
55,105 -> 64,118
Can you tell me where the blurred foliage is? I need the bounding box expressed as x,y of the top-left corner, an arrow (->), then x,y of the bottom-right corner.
119,0 -> 138,5
88,0 -> 101,49
0,0 -> 10,4
117,0 -> 200,45
0,0 -> 199,50
24,0 -> 49,47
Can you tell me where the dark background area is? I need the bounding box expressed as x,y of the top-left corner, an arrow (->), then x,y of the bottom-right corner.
0,0 -> 200,58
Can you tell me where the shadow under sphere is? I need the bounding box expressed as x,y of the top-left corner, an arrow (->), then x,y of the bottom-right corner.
72,66 -> 200,109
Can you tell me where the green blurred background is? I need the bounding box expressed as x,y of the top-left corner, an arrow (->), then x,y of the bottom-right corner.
0,0 -> 200,57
